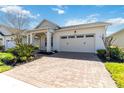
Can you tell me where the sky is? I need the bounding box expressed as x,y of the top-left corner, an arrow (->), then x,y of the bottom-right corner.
0,5 -> 124,35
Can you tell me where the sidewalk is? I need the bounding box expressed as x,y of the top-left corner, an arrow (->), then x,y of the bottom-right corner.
0,74 -> 36,88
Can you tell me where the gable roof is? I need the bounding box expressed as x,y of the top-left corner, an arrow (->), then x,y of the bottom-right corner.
35,19 -> 60,29
26,19 -> 110,33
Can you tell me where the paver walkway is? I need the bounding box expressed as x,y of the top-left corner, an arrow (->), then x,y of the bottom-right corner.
4,52 -> 116,88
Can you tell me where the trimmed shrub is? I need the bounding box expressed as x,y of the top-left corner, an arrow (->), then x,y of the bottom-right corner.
118,51 -> 124,62
0,52 -> 16,60
6,44 -> 39,63
0,52 -> 16,65
108,46 -> 124,61
97,49 -> 106,57
20,56 -> 27,62
6,48 -> 18,56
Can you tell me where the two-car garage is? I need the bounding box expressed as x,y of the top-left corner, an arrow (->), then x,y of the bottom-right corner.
53,23 -> 109,53
59,34 -> 95,53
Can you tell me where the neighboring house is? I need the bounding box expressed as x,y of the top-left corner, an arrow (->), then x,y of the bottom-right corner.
108,29 -> 124,48
0,25 -> 17,49
0,19 -> 110,53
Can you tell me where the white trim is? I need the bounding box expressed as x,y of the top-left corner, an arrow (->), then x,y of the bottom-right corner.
46,31 -> 52,52
57,23 -> 110,32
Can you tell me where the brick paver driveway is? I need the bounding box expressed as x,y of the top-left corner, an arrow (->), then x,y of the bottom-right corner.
4,52 -> 116,88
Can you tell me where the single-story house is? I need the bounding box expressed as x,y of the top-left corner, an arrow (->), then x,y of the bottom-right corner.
0,19 -> 110,53
108,29 -> 124,48
0,25 -> 18,49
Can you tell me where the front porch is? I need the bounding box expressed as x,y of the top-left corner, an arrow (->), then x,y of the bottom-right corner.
26,29 -> 54,52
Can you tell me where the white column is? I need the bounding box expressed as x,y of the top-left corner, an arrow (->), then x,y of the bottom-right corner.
30,33 -> 33,44
46,31 -> 51,52
26,35 -> 29,44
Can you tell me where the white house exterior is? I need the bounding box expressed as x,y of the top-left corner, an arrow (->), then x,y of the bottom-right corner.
0,19 -> 110,53
25,19 -> 110,53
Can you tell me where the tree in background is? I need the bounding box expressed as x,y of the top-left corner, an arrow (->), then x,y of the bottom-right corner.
0,6 -> 35,45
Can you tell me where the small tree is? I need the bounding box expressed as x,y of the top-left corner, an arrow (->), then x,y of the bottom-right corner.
102,36 -> 115,59
1,10 -> 31,45
103,36 -> 115,49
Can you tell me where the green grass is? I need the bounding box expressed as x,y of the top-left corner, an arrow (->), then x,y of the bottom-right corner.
105,62 -> 124,88
0,61 -> 12,73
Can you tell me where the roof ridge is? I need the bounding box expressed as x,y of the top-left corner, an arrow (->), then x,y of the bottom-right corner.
35,19 -> 60,29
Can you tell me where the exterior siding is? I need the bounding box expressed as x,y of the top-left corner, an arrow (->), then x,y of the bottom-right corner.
111,31 -> 124,48
53,26 -> 106,53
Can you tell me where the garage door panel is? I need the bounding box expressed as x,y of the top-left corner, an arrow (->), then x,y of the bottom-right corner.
60,34 -> 95,53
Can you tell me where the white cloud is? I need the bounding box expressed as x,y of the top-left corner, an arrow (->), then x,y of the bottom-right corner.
64,14 -> 99,26
105,17 -> 124,25
52,5 -> 67,15
52,8 -> 65,14
36,14 -> 40,17
0,5 -> 40,19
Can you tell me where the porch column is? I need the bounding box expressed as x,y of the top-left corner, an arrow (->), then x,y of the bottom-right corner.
30,33 -> 33,44
26,35 -> 29,44
46,31 -> 52,52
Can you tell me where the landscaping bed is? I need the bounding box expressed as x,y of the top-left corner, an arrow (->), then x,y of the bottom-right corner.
97,46 -> 124,88
105,62 -> 124,88
0,44 -> 39,73
0,53 -> 14,73
5,44 -> 39,66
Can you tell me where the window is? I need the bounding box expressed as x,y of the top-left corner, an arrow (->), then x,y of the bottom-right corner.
86,34 -> 94,37
68,35 -> 75,38
61,36 -> 67,39
76,35 -> 84,38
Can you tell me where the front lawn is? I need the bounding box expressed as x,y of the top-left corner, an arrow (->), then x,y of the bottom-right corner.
105,62 -> 124,88
0,61 -> 12,73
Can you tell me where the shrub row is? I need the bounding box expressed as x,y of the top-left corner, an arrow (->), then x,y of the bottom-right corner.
0,44 -> 39,66
97,46 -> 124,62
